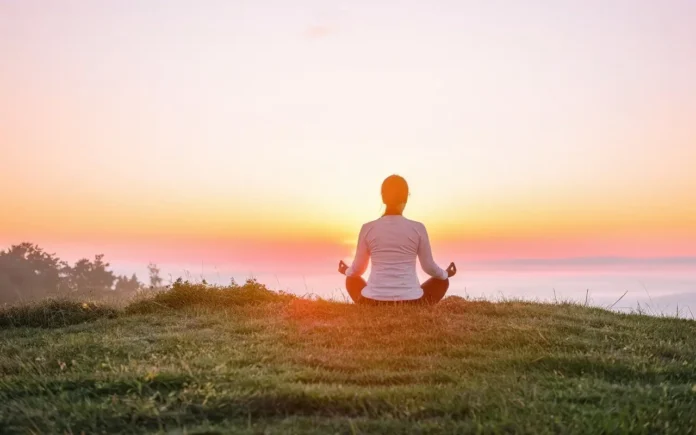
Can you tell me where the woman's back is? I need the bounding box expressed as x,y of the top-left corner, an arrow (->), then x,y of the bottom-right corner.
346,215 -> 448,301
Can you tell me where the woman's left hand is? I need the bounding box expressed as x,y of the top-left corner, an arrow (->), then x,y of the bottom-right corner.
338,260 -> 349,275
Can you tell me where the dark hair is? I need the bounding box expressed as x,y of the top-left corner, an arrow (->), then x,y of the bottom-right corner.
381,175 -> 408,215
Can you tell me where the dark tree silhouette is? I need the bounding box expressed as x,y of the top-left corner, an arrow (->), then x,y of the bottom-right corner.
114,273 -> 142,295
0,243 -> 69,303
0,242 -> 156,303
65,254 -> 116,295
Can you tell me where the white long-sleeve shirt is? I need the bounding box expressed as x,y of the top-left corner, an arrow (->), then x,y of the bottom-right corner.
345,215 -> 448,301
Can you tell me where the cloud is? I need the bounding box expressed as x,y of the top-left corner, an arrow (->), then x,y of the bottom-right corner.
304,25 -> 334,39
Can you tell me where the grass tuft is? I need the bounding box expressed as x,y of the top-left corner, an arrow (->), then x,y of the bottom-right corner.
125,278 -> 295,314
0,299 -> 118,328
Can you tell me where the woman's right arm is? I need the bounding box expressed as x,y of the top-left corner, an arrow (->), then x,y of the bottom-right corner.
345,225 -> 370,277
417,223 -> 448,280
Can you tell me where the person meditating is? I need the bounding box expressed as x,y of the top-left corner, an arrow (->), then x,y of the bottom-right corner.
338,175 -> 457,304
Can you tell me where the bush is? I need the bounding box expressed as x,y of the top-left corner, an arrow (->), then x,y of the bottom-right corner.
125,279 -> 295,314
0,299 -> 118,328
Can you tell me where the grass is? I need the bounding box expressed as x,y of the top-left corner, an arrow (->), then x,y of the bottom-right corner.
0,299 -> 118,328
1,281 -> 695,434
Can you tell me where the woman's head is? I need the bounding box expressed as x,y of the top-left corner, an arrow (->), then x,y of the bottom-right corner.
381,175 -> 409,215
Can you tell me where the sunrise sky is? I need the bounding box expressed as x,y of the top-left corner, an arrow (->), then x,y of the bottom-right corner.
1,0 -> 695,277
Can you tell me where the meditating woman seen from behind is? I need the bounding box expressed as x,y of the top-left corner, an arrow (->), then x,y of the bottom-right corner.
338,175 -> 457,304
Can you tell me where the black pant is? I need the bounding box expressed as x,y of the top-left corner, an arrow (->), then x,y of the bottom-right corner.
345,276 -> 449,305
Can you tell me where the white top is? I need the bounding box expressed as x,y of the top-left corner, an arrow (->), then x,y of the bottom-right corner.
345,215 -> 448,301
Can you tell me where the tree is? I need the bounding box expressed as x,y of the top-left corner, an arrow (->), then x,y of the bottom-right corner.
65,254 -> 116,294
114,273 -> 141,294
0,242 -> 159,302
147,263 -> 163,289
0,243 -> 69,303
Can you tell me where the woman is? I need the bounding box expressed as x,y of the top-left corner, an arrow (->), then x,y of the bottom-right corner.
338,175 -> 457,305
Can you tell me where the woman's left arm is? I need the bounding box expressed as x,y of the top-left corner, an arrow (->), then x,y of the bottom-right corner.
417,223 -> 449,280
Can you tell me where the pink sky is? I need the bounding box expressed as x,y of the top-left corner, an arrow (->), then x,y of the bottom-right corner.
1,0 -> 695,277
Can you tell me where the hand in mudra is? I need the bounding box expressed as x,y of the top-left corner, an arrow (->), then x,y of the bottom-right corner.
446,262 -> 457,278
338,260 -> 349,275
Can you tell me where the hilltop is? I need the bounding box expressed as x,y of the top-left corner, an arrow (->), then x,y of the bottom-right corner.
1,280 -> 695,434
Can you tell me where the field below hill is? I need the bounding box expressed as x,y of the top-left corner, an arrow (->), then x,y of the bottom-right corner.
1,280 -> 695,434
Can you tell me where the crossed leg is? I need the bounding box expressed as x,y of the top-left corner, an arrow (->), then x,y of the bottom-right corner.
345,276 -> 449,305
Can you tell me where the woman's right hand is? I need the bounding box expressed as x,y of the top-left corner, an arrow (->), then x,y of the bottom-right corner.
338,260 -> 349,275
446,262 -> 457,278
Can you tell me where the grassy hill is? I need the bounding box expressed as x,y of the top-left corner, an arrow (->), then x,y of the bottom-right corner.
1,280 -> 695,434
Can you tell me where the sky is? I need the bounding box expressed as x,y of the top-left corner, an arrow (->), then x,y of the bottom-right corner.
1,0 -> 696,280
